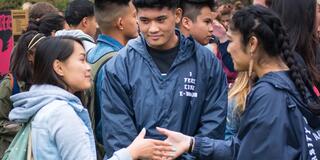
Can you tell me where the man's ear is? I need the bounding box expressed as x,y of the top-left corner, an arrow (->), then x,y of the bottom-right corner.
181,17 -> 192,30
80,17 -> 88,28
175,8 -> 183,24
53,60 -> 64,76
116,17 -> 124,30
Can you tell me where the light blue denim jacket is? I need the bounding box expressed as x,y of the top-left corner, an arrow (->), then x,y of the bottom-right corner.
9,84 -> 97,160
9,84 -> 133,160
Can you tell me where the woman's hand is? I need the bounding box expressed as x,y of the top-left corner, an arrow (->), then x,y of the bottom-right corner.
156,127 -> 192,159
127,128 -> 175,160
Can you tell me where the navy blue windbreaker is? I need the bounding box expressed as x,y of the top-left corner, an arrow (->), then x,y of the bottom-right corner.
192,71 -> 320,160
100,31 -> 228,158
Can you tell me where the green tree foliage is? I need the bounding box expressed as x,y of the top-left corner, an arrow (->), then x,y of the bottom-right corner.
0,0 -> 24,10
0,0 -> 68,11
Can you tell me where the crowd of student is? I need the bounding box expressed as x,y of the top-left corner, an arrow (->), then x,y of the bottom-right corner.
0,0 -> 320,159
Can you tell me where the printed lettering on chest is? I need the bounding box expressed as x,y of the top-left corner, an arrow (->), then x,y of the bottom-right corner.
303,117 -> 320,160
179,72 -> 198,98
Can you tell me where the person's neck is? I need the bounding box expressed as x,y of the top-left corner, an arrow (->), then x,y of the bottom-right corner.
69,25 -> 81,30
102,30 -> 127,46
70,25 -> 93,38
180,27 -> 190,38
254,57 -> 289,78
70,25 -> 86,33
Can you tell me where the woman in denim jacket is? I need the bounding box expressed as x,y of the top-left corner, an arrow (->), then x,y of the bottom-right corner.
9,36 -> 173,160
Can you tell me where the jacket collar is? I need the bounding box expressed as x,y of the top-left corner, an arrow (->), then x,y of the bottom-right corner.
128,29 -> 197,72
97,34 -> 123,51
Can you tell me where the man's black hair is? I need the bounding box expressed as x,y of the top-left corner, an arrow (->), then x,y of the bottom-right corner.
95,0 -> 130,10
65,0 -> 94,26
180,0 -> 215,21
94,0 -> 131,30
132,0 -> 180,9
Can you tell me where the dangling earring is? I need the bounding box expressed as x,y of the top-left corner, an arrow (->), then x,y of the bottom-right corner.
248,52 -> 254,77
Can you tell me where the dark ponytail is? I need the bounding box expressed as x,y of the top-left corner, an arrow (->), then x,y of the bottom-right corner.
26,13 -> 65,36
26,19 -> 40,32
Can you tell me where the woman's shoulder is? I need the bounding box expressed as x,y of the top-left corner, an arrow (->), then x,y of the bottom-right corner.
249,81 -> 280,99
34,100 -> 77,123
249,72 -> 291,98
246,80 -> 286,110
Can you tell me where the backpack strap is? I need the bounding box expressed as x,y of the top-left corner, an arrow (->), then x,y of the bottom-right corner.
27,114 -> 37,159
80,37 -> 95,43
8,73 -> 20,95
91,51 -> 118,83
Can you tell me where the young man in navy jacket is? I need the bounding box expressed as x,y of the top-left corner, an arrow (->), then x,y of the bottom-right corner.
100,0 -> 228,159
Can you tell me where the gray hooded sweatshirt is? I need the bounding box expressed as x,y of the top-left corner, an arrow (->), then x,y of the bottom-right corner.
55,29 -> 96,52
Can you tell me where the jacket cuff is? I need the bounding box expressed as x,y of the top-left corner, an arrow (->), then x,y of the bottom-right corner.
192,136 -> 204,158
111,148 -> 133,160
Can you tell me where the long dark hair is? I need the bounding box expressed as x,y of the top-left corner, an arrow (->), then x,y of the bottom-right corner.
230,5 -> 320,115
270,0 -> 320,89
10,31 -> 45,89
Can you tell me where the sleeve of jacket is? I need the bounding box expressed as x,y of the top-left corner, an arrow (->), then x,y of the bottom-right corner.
100,57 -> 138,158
0,75 -> 20,135
235,84 -> 296,159
196,53 -> 228,139
191,136 -> 235,160
108,148 -> 132,160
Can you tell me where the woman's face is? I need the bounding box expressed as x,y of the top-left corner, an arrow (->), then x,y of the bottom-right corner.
227,30 -> 251,72
59,42 -> 92,93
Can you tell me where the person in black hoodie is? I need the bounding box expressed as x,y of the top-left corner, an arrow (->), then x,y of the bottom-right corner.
156,5 -> 320,160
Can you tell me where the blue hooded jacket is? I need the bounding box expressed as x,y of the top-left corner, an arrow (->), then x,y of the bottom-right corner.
101,31 -> 228,158
192,71 -> 320,160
